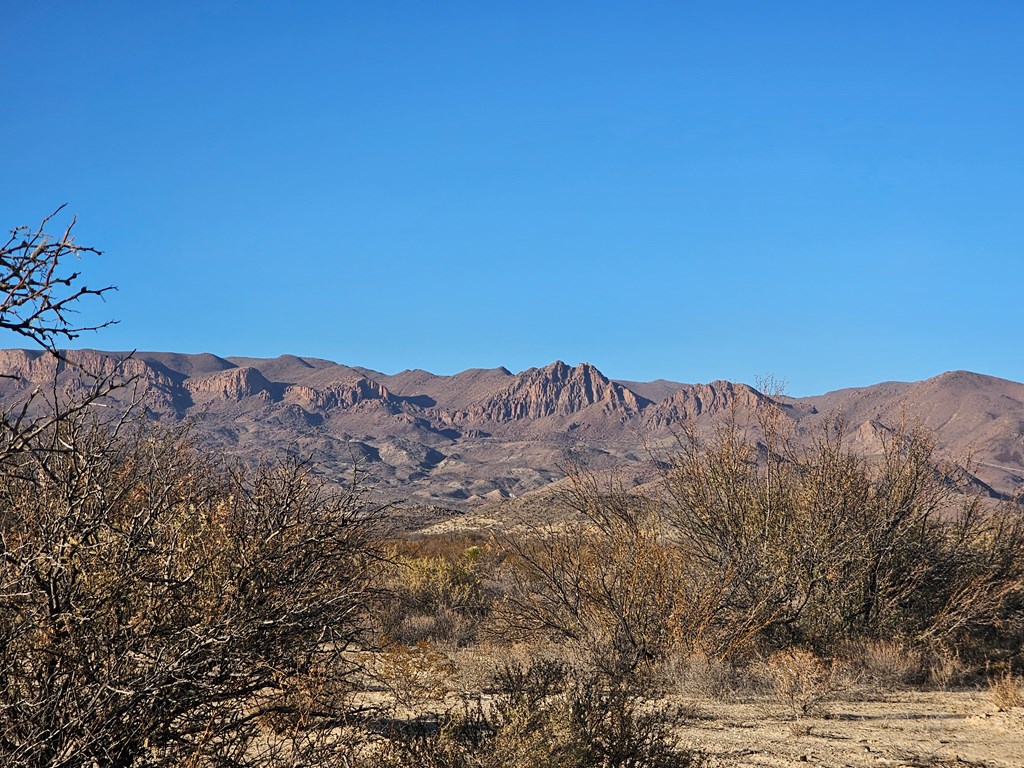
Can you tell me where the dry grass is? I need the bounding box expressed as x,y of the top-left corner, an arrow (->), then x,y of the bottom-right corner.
836,638 -> 925,690
651,652 -> 768,701
989,670 -> 1024,710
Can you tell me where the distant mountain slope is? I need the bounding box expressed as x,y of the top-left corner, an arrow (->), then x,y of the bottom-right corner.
225,354 -> 351,383
613,378 -> 686,403
373,366 -> 515,410
795,370 -> 1024,494
0,349 -> 1020,506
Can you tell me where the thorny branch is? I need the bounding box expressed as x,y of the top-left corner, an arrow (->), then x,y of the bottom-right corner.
0,205 -> 115,353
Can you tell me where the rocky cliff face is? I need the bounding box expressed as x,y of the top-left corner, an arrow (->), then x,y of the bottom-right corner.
0,349 -> 164,385
184,367 -> 273,403
0,349 -> 63,383
284,377 -> 394,411
0,349 -> 182,415
469,361 -> 650,421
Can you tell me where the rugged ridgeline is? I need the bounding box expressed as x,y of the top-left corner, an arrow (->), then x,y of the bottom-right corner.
0,348 -> 1022,506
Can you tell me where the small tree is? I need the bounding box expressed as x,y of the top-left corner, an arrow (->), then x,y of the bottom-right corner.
497,467 -> 683,681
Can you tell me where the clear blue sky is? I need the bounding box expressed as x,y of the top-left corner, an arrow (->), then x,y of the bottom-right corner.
2,2 -> 1021,396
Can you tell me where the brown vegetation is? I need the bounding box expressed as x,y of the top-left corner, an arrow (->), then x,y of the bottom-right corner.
488,412 -> 1024,678
0,412 -> 385,765
356,406 -> 1024,764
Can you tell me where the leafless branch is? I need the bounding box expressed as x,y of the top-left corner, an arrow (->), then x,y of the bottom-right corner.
0,205 -> 116,353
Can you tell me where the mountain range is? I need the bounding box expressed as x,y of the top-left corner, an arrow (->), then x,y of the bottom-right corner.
1,349 -> 1022,509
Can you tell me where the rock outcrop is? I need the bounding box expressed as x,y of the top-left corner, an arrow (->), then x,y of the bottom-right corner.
469,361 -> 650,421
646,381 -> 765,428
0,349 -> 165,385
284,377 -> 394,411
184,367 -> 272,403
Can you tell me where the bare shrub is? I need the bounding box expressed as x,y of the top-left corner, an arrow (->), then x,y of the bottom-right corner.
495,468 -> 685,683
0,419 -> 384,766
373,661 -> 703,768
762,648 -> 847,720
492,657 -> 570,704
362,641 -> 458,715
662,410 -> 1024,659
660,418 -> 805,660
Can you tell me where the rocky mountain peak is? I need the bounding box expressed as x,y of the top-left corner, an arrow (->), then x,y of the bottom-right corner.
470,360 -> 650,422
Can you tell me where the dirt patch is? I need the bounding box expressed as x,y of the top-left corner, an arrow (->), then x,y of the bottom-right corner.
674,691 -> 1022,767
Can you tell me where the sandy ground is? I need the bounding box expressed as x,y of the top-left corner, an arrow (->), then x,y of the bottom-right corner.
355,646 -> 1023,767
674,691 -> 1023,768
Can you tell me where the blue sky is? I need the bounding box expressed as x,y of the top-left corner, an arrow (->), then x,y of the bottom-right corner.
2,2 -> 1021,395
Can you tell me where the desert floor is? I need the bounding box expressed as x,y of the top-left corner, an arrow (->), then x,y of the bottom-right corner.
675,691 -> 1021,768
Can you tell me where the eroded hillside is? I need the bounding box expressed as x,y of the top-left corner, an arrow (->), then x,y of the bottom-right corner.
1,348 -> 1021,507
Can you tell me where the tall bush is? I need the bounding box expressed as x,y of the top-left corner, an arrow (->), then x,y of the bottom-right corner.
0,418 -> 383,766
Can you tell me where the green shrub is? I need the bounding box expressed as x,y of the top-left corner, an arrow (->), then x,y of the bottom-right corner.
380,541 -> 497,647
